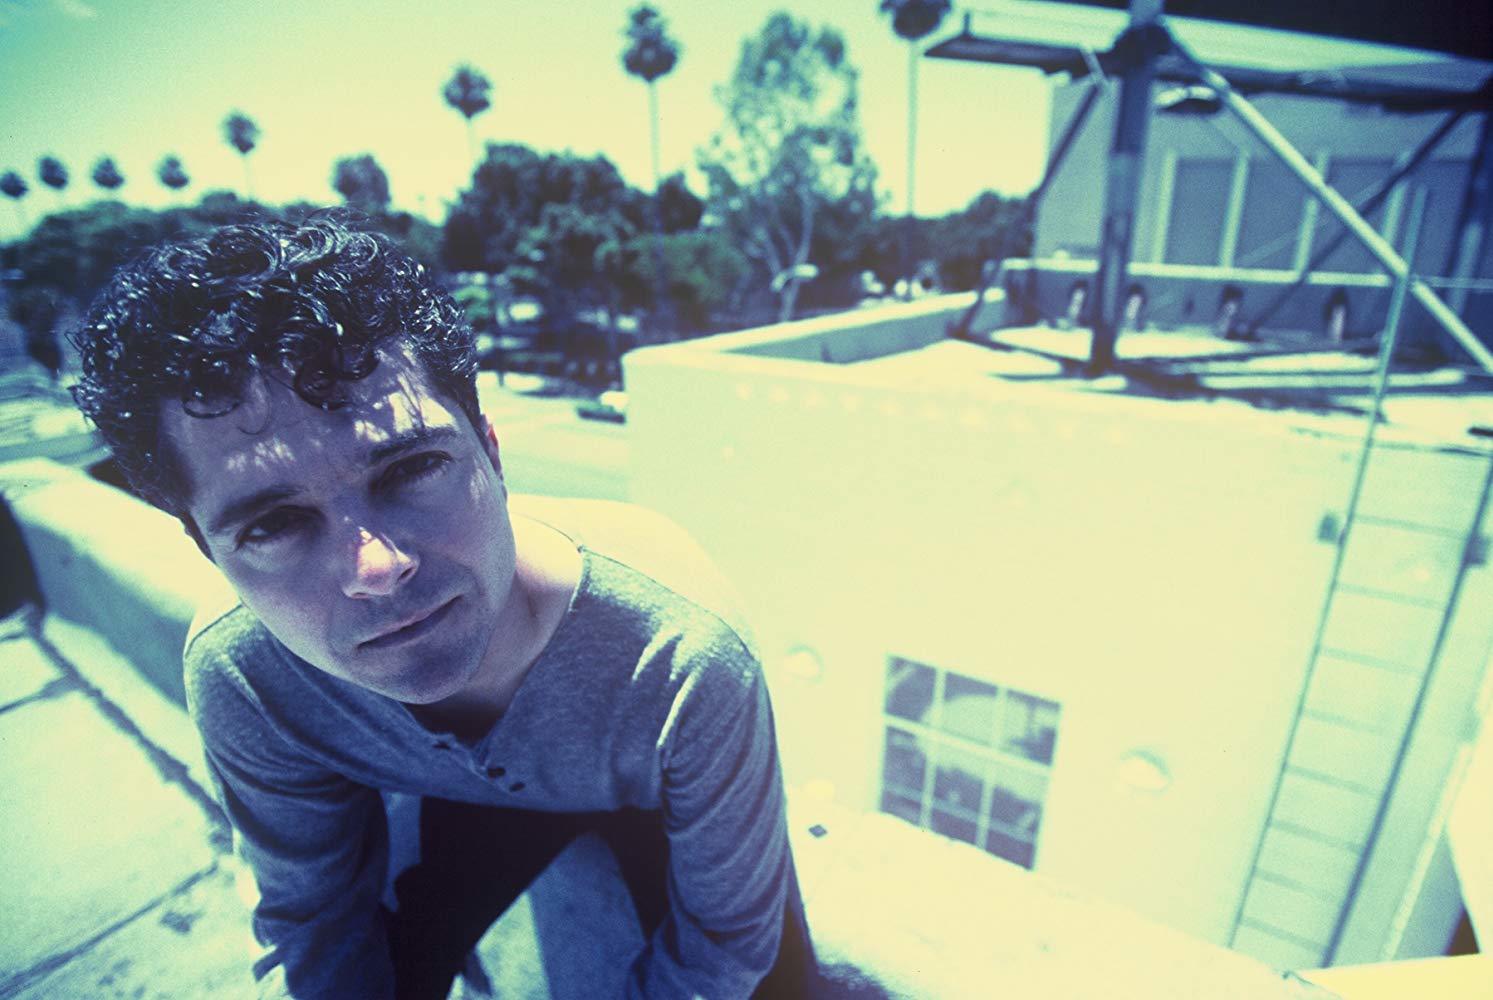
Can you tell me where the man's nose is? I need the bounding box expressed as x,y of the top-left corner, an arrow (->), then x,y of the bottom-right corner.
342,526 -> 418,599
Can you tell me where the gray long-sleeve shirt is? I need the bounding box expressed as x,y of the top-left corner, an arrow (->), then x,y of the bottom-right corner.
184,499 -> 795,998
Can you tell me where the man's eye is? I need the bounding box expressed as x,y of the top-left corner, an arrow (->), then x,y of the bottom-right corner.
379,453 -> 450,490
238,509 -> 310,547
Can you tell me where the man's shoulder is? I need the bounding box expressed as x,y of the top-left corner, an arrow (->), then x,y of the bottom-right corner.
511,495 -> 758,655
181,580 -> 285,704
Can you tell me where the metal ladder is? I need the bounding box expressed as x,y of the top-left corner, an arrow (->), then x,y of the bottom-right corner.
1227,425 -> 1493,969
1224,194 -> 1493,965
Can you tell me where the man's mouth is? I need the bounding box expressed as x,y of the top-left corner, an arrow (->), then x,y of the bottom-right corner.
359,598 -> 457,650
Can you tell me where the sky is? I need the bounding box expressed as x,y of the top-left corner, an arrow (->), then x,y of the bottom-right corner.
0,0 -> 1052,241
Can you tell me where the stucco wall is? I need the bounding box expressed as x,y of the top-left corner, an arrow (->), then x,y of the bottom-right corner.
623,304 -> 1493,964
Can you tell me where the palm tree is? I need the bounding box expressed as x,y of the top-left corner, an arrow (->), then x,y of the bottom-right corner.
37,156 -> 68,203
157,154 -> 190,195
622,4 -> 681,342
223,111 -> 260,199
442,65 -> 492,165
1,170 -> 28,228
621,4 -> 680,194
91,156 -> 125,193
879,0 -> 950,297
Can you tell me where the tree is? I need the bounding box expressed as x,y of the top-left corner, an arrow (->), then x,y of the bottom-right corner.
621,4 -> 682,340
443,144 -> 639,277
700,12 -> 878,322
442,65 -> 492,165
927,190 -> 1031,290
332,154 -> 391,214
879,0 -> 950,298
623,228 -> 752,333
655,172 -> 703,234
37,156 -> 68,199
621,4 -> 680,192
157,155 -> 190,193
2,170 -> 28,227
91,156 -> 125,192
223,111 -> 260,199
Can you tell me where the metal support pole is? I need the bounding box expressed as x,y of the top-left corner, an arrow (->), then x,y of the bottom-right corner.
1089,0 -> 1165,374
1169,36 -> 1493,375
1441,110 -> 1493,313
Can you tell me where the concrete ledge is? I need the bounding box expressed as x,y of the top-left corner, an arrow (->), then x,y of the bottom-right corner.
1,458 -> 224,705
0,458 -> 1346,997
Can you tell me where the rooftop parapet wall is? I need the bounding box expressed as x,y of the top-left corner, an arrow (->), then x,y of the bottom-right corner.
1,458 -> 224,704
0,456 -> 1370,997
623,301 -> 1493,968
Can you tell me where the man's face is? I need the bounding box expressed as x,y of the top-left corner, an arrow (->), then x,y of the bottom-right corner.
162,349 -> 515,706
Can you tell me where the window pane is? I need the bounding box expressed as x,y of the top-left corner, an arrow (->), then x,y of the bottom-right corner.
932,808 -> 979,846
933,744 -> 987,819
885,657 -> 935,723
1235,158 -> 1306,270
986,828 -> 1036,869
988,767 -> 1047,841
999,690 -> 1060,765
882,727 -> 927,795
939,673 -> 999,745
1165,159 -> 1232,266
881,790 -> 922,826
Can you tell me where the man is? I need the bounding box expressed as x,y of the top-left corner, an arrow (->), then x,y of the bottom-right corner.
71,217 -> 812,998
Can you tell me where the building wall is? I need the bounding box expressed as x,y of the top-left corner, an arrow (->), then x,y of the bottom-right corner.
1038,82 -> 1487,277
623,301 -> 1493,963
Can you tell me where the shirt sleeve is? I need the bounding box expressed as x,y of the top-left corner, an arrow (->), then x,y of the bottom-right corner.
186,633 -> 395,1000
627,641 -> 798,999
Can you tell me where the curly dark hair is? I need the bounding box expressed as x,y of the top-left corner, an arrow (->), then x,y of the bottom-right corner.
71,215 -> 479,517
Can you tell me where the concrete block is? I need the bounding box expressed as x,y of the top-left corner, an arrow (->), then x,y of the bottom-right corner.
9,865 -> 257,1000
40,616 -> 216,800
0,692 -> 218,985
0,634 -> 61,707
789,800 -> 1333,999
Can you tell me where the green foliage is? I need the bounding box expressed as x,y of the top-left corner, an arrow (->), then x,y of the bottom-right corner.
879,0 -> 951,41
927,191 -> 1031,290
625,229 -> 752,332
91,157 -> 124,191
332,154 -> 391,214
443,144 -> 641,274
442,65 -> 492,121
699,11 -> 878,321
511,202 -> 630,323
37,156 -> 68,192
0,194 -> 444,375
655,172 -> 703,233
223,112 -> 259,156
621,4 -> 680,84
157,155 -> 190,191
0,171 -> 26,201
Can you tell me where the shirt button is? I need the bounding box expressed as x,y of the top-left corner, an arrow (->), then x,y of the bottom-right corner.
509,781 -> 526,792
485,765 -> 506,778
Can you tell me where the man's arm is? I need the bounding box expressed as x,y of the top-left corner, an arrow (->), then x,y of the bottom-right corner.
629,641 -> 804,998
187,633 -> 395,999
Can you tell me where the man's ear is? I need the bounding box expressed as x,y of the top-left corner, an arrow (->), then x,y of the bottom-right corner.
481,417 -> 503,477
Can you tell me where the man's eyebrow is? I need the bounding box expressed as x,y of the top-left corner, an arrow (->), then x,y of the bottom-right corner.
365,425 -> 462,466
204,426 -> 464,537
206,485 -> 303,537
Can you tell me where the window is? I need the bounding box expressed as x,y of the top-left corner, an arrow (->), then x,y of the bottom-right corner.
878,656 -> 1061,870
